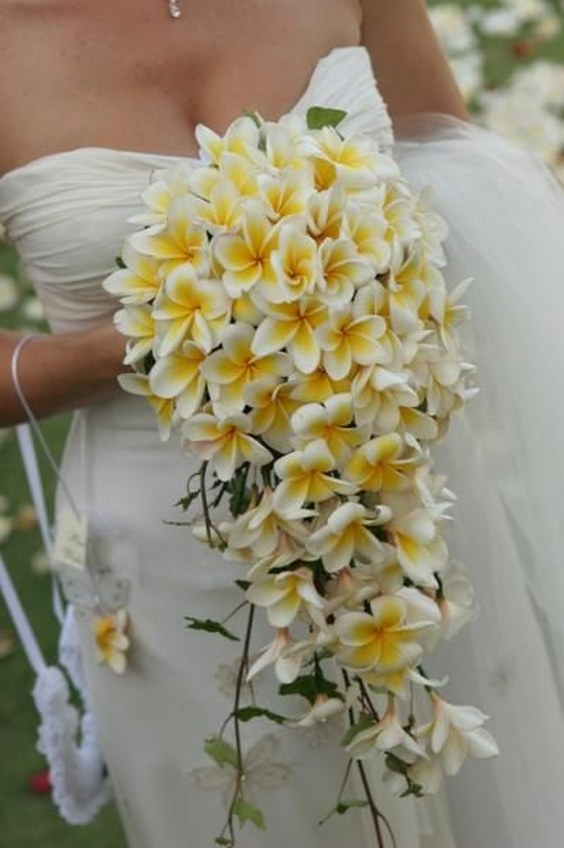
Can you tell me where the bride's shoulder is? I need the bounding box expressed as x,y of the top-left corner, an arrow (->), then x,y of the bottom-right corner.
359,0 -> 469,120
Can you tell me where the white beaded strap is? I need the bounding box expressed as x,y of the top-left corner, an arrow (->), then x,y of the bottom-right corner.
11,333 -> 81,518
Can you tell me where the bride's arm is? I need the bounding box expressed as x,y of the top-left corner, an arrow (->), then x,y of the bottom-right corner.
0,324 -> 128,427
360,0 -> 469,120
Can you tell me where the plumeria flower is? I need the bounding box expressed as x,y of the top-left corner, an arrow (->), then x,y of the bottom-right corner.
423,344 -> 475,419
438,560 -> 478,640
307,501 -> 389,573
413,186 -> 449,267
294,684 -> 360,728
92,608 -> 130,675
114,304 -> 156,365
226,486 -> 312,561
103,243 -> 163,305
346,696 -> 427,759
288,363 -> 350,403
269,224 -> 319,303
360,664 -> 417,700
403,753 -> 444,796
334,595 -> 435,675
395,585 -> 443,654
128,162 -> 195,227
130,196 -> 209,277
415,693 -> 499,777
353,543 -> 406,596
186,178 -> 244,234
257,168 -> 313,220
246,627 -> 309,683
244,531 -> 314,582
183,412 -> 273,481
148,340 -> 207,420
430,277 -> 472,351
317,306 -> 388,381
262,116 -> 307,169
343,203 -> 392,273
232,289 -> 264,326
383,182 -> 422,252
318,237 -> 372,304
352,283 -> 398,370
398,404 -> 440,443
290,394 -> 367,463
195,115 -> 263,166
217,151 -> 259,198
117,373 -> 175,441
306,183 -> 346,242
387,250 -> 427,335
250,295 -> 328,375
186,163 -> 221,201
202,322 -> 292,416
272,439 -> 357,516
296,695 -> 346,727
246,377 -> 301,453
246,566 -> 325,628
387,506 -> 449,589
323,563 -> 382,616
152,264 -> 230,356
351,364 -> 420,434
343,433 -> 419,493
297,126 -> 399,190
213,202 -> 279,297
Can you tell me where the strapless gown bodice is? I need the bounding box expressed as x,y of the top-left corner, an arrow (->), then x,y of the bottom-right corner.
0,45 -> 394,333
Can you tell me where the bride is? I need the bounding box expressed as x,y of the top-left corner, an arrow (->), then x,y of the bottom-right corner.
2,1 -> 564,846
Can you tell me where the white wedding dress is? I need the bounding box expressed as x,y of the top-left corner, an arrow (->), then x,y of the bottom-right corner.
2,45 -> 564,848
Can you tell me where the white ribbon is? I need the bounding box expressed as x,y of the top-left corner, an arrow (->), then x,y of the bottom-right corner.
0,408 -> 113,823
0,552 -> 46,675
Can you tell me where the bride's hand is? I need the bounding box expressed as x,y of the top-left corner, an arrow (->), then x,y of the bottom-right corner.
0,320 -> 131,427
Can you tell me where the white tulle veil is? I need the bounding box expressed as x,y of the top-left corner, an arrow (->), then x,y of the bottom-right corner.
387,112 -> 564,846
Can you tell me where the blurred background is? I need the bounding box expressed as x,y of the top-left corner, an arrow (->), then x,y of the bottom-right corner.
1,1 -> 563,844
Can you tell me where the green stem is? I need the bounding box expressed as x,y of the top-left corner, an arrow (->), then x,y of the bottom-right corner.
199,461 -> 227,547
342,670 -> 392,848
224,604 -> 256,840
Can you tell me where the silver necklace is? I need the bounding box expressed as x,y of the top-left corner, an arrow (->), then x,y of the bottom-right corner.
168,0 -> 182,18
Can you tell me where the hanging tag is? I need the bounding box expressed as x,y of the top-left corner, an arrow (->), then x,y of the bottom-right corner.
53,507 -> 89,571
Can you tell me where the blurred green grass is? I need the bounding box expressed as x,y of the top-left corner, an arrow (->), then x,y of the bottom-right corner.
1,2 -> 563,844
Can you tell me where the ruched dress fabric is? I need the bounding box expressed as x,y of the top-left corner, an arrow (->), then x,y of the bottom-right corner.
1,45 -> 563,848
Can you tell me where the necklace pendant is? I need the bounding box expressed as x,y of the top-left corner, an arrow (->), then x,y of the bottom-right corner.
168,0 -> 182,19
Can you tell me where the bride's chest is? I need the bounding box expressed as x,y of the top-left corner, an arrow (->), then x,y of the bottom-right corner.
0,0 -> 361,173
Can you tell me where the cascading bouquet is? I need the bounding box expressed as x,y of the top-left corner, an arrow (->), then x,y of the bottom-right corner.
103,107 -> 499,846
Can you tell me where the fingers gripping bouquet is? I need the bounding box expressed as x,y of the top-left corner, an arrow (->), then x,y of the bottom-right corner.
103,107 -> 498,845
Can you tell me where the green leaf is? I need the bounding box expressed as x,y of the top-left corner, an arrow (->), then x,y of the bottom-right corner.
232,798 -> 266,830
115,255 -> 126,269
318,798 -> 369,826
234,579 -> 250,591
215,838 -> 233,846
306,106 -> 348,130
233,706 -> 288,725
174,490 -> 200,512
384,751 -> 410,776
203,737 -> 239,769
185,616 -> 240,642
228,465 -> 252,517
339,712 -> 374,748
279,674 -> 341,705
